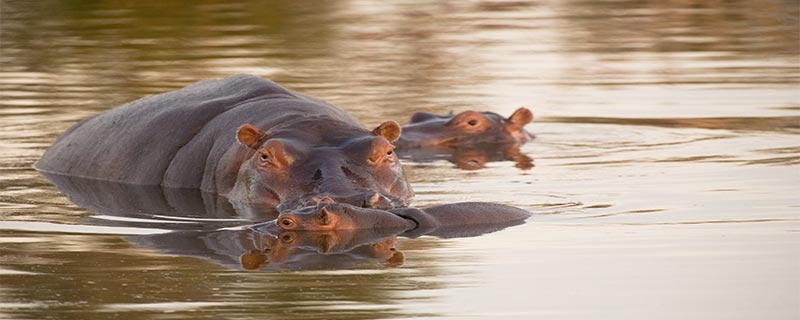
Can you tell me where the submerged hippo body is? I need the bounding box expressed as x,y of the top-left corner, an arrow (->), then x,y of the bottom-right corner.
396,107 -> 535,148
273,202 -> 531,236
36,75 -> 412,210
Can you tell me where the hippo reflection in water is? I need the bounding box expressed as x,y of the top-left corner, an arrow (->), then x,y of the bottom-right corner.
128,226 -> 407,271
398,143 -> 534,170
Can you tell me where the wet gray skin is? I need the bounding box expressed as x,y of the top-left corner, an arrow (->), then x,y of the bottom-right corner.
35,75 -> 413,211
395,107 -> 535,148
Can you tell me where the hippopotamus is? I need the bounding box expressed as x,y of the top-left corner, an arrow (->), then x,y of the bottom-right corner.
268,202 -> 531,235
35,75 -> 412,211
395,107 -> 534,148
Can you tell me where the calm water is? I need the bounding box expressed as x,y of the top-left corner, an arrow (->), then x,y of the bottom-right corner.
1,0 -> 799,319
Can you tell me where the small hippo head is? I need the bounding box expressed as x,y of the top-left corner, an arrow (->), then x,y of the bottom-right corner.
396,107 -> 534,148
231,121 -> 412,211
276,202 -> 413,231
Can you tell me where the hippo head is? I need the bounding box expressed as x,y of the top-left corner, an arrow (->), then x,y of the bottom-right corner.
276,202 -> 413,231
396,107 -> 534,148
231,121 -> 412,211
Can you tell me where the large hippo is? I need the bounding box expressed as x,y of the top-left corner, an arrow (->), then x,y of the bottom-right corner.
36,75 -> 412,210
395,107 -> 535,148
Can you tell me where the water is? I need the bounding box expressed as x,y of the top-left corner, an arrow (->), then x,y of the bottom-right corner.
1,0 -> 798,319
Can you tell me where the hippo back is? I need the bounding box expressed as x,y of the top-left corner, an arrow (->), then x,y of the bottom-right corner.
36,75 -> 360,188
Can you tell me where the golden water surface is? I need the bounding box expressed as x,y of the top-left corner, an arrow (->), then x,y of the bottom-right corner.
1,1 -> 798,319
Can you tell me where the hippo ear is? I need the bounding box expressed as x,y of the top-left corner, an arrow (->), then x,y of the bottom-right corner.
372,121 -> 401,143
507,107 -> 533,130
237,124 -> 267,149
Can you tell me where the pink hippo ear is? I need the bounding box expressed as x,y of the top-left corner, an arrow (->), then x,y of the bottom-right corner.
237,124 -> 267,149
372,121 -> 402,143
507,107 -> 533,130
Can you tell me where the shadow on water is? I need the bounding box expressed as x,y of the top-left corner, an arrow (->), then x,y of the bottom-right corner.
41,172 -> 527,271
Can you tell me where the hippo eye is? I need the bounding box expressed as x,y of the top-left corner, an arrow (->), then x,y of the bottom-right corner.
467,120 -> 478,126
279,218 -> 296,229
386,150 -> 393,156
259,153 -> 269,162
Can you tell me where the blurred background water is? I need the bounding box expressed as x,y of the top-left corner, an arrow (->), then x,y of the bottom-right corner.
0,0 -> 798,319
